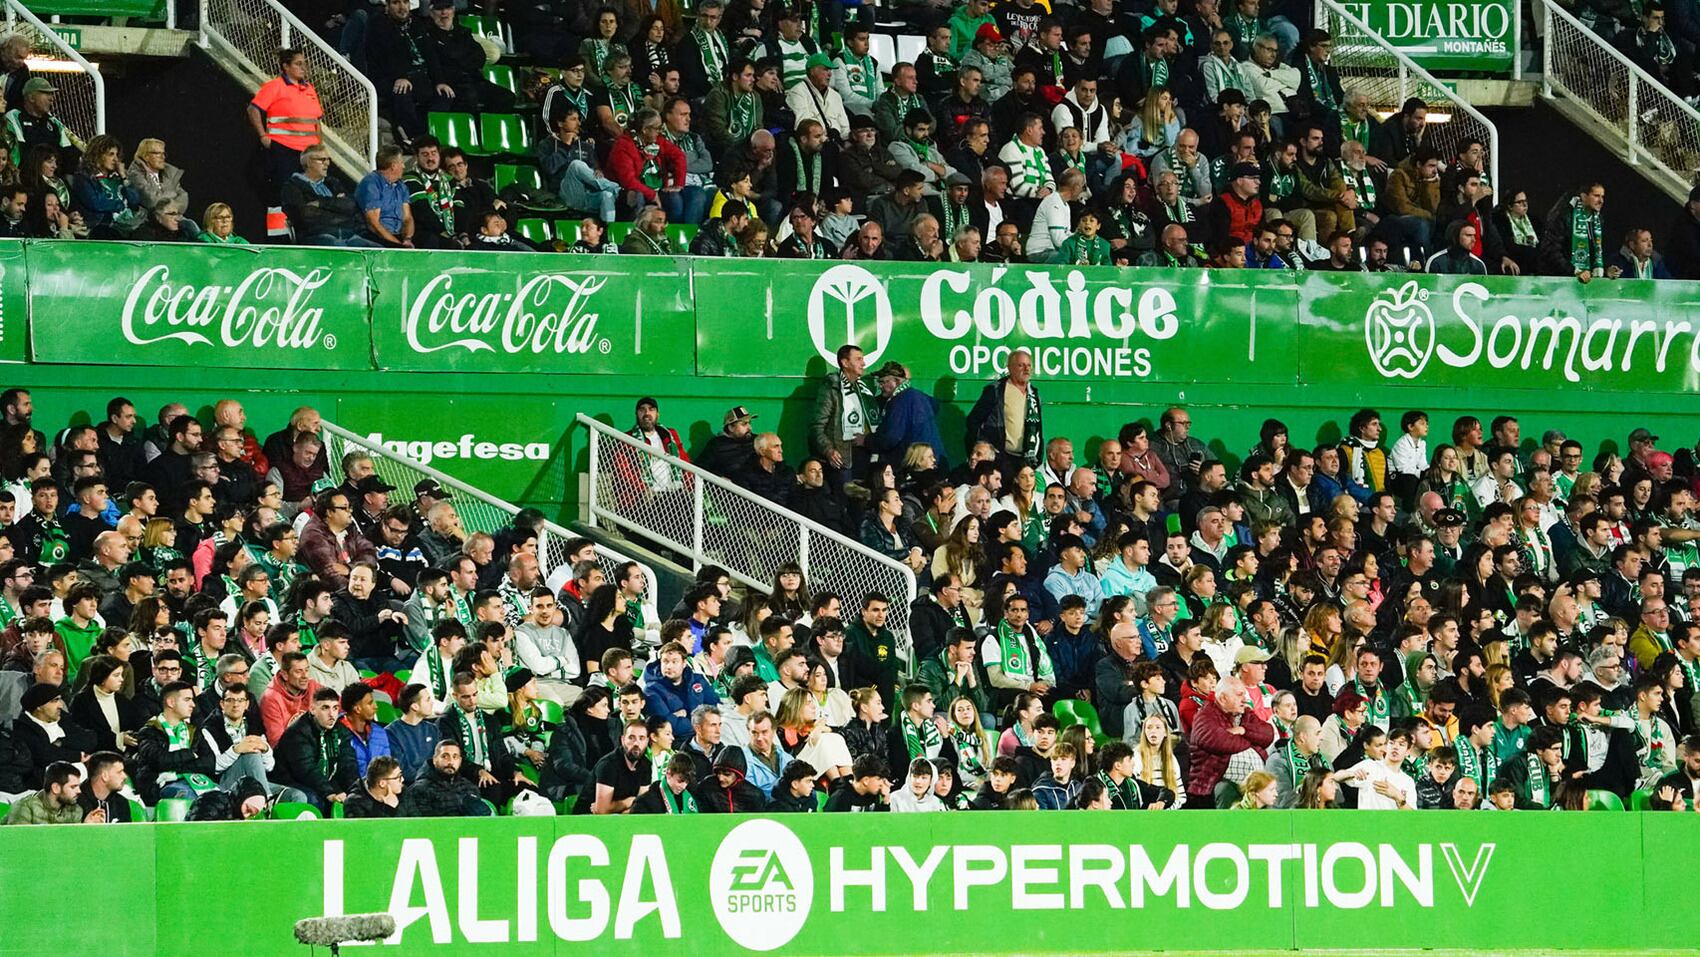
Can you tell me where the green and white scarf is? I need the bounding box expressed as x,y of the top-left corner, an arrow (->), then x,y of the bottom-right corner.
1566,196 -> 1603,273
157,718 -> 217,793
789,139 -> 824,195
1353,678 -> 1389,727
425,647 -> 450,700
1523,752 -> 1550,808
694,28 -> 729,81
606,83 -> 638,130
997,619 -> 1054,683
839,51 -> 879,102
1284,740 -> 1319,789
1006,378 -> 1043,465
727,91 -> 756,142
455,706 -> 489,769
1455,737 -> 1483,787
901,711 -> 942,759
1343,165 -> 1376,208
662,782 -> 700,813
949,725 -> 986,780
836,372 -> 877,440
1305,57 -> 1336,112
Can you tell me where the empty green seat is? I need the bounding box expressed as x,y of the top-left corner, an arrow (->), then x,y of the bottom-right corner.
666,223 -> 698,248
154,798 -> 192,822
479,112 -> 532,154
460,14 -> 495,38
484,64 -> 518,94
493,162 -> 543,193
608,222 -> 632,243
427,111 -> 479,152
271,801 -> 322,820
555,219 -> 583,245
513,217 -> 553,245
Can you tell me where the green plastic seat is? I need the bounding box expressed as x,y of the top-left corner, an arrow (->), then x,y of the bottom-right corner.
1586,789 -> 1625,811
393,669 -> 411,683
513,217 -> 553,245
608,222 -> 632,243
1052,698 -> 1104,738
1630,788 -> 1654,811
482,799 -> 500,816
484,64 -> 518,94
553,796 -> 578,815
427,111 -> 480,152
272,801 -> 322,820
555,219 -> 583,245
479,112 -> 532,155
332,800 -> 345,819
536,698 -> 565,727
129,799 -> 150,822
375,700 -> 399,725
493,162 -> 543,194
666,223 -> 698,248
460,14 -> 494,38
154,798 -> 192,822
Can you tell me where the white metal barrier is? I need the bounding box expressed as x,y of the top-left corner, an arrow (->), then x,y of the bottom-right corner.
1540,0 -> 1700,201
1,0 -> 103,144
1315,0 -> 1501,189
319,421 -> 658,610
198,0 -> 377,176
577,413 -> 920,650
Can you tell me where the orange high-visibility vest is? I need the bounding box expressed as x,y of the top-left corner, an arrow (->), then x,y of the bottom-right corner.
250,76 -> 323,150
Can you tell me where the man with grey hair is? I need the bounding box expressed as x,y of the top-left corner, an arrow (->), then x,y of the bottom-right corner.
1188,674 -> 1275,807
739,433 -> 796,506
950,224 -> 982,262
283,144 -> 380,247
1265,714 -> 1326,807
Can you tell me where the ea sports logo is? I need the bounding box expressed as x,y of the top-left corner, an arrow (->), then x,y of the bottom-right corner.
1364,279 -> 1436,379
709,819 -> 814,951
807,264 -> 893,366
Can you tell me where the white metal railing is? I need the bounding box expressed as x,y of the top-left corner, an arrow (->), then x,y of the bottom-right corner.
1541,0 -> 1700,200
1315,0 -> 1500,188
1,1 -> 103,143
319,421 -> 658,610
578,413 -> 920,653
198,0 -> 377,176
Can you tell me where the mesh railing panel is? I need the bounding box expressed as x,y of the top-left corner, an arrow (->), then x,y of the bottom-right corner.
580,415 -> 920,654
203,0 -> 374,167
2,7 -> 98,144
1318,0 -> 1498,184
320,422 -> 656,607
1544,0 -> 1700,192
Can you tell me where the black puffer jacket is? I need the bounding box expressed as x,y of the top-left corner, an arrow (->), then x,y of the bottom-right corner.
399,763 -> 485,817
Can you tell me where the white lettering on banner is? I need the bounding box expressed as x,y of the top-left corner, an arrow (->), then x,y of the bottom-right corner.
402,273 -> 607,355
120,264 -> 332,350
364,432 -> 549,466
805,266 -> 1178,376
1340,1 -> 1511,41
1363,279 -> 1700,383
322,836 -> 1494,947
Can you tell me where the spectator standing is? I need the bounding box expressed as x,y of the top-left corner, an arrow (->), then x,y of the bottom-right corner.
965,348 -> 1043,476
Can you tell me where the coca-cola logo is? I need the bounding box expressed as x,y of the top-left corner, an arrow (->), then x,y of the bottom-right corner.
121,264 -> 334,350
403,272 -> 608,355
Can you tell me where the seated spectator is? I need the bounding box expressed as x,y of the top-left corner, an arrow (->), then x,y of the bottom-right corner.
608,109 -> 687,218
125,137 -> 188,220
343,754 -> 404,818
355,146 -> 415,247
129,200 -> 197,243
1609,227 -> 1674,280
422,0 -> 515,113
69,135 -> 143,237
365,0 -> 452,148
2,761 -> 84,825
787,53 -> 851,142
399,738 -> 488,816
569,216 -> 622,254
538,108 -> 620,223
272,686 -> 358,809
1027,167 -> 1084,261
593,53 -> 644,142
281,145 -> 374,247
620,204 -> 676,254
198,203 -> 249,245
704,57 -> 763,158
469,210 -> 534,252
661,96 -> 713,224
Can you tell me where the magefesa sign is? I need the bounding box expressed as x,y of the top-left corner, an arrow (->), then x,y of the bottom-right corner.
316,825 -> 1496,951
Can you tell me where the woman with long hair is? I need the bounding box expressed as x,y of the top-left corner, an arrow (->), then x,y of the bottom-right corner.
1593,451 -> 1625,486
1057,723 -> 1097,777
775,686 -> 853,780
1324,633 -> 1360,696
768,563 -> 810,621
1095,595 -> 1136,647
839,687 -> 890,762
932,515 -> 984,622
1233,770 -> 1279,809
129,597 -> 172,639
141,518 -> 183,574
1179,564 -> 1217,620
1419,443 -> 1473,515
860,485 -> 925,570
1128,713 -> 1185,806
503,671 -> 549,772
542,685 -> 612,800
70,133 -> 142,236
997,691 -> 1044,756
1198,600 -> 1243,676
946,694 -> 994,796
1120,85 -> 1180,159
577,583 -> 634,671
1484,663 -> 1515,711
631,14 -> 673,91
996,465 -> 1044,552
68,654 -> 145,753
805,658 -> 854,728
1296,765 -> 1339,808
1251,419 -> 1290,469
1302,603 -> 1342,657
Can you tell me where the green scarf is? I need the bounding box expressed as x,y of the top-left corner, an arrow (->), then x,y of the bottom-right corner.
1284,740 -> 1318,789
1343,165 -> 1376,208
789,139 -> 824,195
157,718 -> 217,792
694,28 -> 728,80
949,725 -> 986,780
662,781 -> 699,813
1524,752 -> 1550,808
456,706 -> 488,769
728,91 -> 756,141
1006,377 -> 1043,464
1353,678 -> 1389,726
901,711 -> 942,759
316,725 -> 341,782
1506,212 -> 1535,246
996,619 -> 1054,683
836,372 -> 877,440
1567,196 -> 1603,273
839,51 -> 878,101
425,647 -> 450,699
1455,736 -> 1482,787
606,82 -> 638,130
939,199 -> 969,243
1341,115 -> 1369,150
1305,57 -> 1336,111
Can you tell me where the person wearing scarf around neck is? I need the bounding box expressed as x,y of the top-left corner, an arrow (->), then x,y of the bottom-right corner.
809,342 -> 878,491
1393,650 -> 1436,719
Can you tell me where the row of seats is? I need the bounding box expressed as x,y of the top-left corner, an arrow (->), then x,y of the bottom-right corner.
510,217 -> 702,246
428,110 -> 534,157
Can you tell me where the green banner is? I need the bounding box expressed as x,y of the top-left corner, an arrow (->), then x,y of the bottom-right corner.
1303,271 -> 1700,393
1332,0 -> 1515,73
367,251 -> 695,376
3,811 -> 1694,956
694,259 -> 1302,384
0,240 -> 28,364
26,241 -> 373,371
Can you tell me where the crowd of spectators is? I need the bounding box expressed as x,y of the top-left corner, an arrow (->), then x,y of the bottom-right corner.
126,0 -> 1681,274
5,333 -> 1700,821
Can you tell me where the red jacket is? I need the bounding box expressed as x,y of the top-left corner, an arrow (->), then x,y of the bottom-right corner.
1185,697 -> 1274,799
1210,191 -> 1264,246
261,671 -> 321,745
298,516 -> 377,591
606,134 -> 686,204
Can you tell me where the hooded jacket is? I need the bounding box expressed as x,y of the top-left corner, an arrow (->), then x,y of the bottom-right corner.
640,658 -> 722,739
691,746 -> 767,812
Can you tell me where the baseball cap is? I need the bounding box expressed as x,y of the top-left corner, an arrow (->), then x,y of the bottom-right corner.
975,22 -> 1003,43
1433,508 -> 1466,528
430,0 -> 456,7
354,475 -> 396,494
22,78 -> 56,96
414,478 -> 452,500
805,52 -> 832,71
1231,162 -> 1262,181
1234,646 -> 1273,665
723,405 -> 757,427
1629,427 -> 1659,444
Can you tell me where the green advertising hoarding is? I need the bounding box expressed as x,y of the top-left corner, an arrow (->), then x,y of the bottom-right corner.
1332,0 -> 1516,73
26,241 -> 373,371
1303,272 -> 1700,393
367,251 -> 696,375
1,812 -> 1692,957
694,259 -> 1302,384
0,240 -> 28,364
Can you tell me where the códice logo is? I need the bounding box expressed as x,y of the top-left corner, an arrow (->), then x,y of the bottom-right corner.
708,819 -> 813,951
1364,279 -> 1436,379
807,264 -> 892,366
